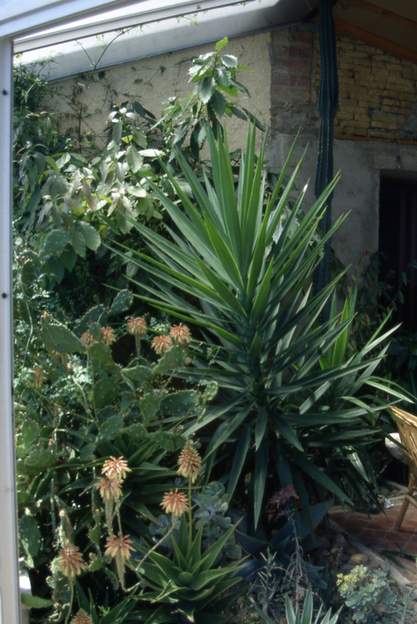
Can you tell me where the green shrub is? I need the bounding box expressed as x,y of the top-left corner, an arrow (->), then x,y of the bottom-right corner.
16,298 -> 214,620
13,39 -> 261,298
337,565 -> 397,623
115,125 -> 405,527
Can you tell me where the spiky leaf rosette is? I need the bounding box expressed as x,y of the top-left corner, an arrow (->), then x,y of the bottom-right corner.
113,126 -> 406,527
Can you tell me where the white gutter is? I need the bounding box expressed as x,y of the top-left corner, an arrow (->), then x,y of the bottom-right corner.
15,0 -> 255,53
17,0 -> 317,81
1,0 -> 152,39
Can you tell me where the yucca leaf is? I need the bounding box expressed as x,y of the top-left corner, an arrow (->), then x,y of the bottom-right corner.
365,377 -> 413,403
291,452 -> 352,505
226,425 -> 251,500
254,408 -> 268,451
253,437 -> 269,528
273,418 -> 303,452
206,409 -> 251,457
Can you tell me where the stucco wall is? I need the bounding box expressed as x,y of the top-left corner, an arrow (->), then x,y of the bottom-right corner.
269,134 -> 417,274
269,27 -> 417,274
49,33 -> 271,151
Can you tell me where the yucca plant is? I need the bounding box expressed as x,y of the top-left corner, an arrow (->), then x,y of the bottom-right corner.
112,126 -> 405,527
285,591 -> 340,624
309,288 -> 402,509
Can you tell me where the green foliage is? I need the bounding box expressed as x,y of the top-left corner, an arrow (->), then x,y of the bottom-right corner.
336,565 -> 397,623
14,42 -> 263,623
115,125 -> 406,527
21,594 -> 53,610
158,36 -> 263,162
150,481 -> 242,563
138,516 -> 244,623
248,549 -> 294,621
15,286 -> 212,621
13,40 -> 262,299
14,39 -> 409,624
285,591 -> 340,624
71,598 -> 140,624
41,320 -> 84,353
194,482 -> 242,559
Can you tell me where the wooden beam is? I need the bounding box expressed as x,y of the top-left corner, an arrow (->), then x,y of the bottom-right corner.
349,0 -> 417,30
335,17 -> 417,65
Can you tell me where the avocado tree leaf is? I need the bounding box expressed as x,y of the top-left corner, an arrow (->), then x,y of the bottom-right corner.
42,229 -> 69,256
79,221 -> 101,251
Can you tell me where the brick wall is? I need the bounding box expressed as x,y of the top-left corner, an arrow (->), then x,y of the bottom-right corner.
271,28 -> 319,136
271,27 -> 417,144
316,34 -> 417,142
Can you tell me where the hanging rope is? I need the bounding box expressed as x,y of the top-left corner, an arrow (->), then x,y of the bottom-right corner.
315,0 -> 339,294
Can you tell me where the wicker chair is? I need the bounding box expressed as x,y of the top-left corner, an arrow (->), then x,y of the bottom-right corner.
390,406 -> 417,530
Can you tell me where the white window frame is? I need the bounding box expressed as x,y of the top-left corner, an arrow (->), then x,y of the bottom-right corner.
1,9 -> 122,618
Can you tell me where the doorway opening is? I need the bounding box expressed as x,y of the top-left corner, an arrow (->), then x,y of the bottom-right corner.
379,174 -> 417,330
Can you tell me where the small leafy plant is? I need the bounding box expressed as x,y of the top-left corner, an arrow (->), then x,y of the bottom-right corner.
336,565 -> 397,623
158,36 -> 262,162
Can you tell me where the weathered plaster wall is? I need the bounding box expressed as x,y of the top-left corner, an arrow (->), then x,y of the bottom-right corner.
269,27 -> 417,273
49,33 -> 271,151
269,134 -> 417,273
47,25 -> 417,274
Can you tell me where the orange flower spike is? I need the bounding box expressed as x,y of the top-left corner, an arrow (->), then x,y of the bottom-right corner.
178,445 -> 202,483
127,316 -> 147,337
161,490 -> 188,517
151,334 -> 173,355
105,534 -> 134,562
80,330 -> 96,347
71,611 -> 93,624
170,323 -> 192,346
100,326 -> 116,346
58,544 -> 86,579
101,456 -> 131,482
97,476 -> 122,502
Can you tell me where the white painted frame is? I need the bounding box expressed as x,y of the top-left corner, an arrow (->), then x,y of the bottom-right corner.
15,0 -> 250,53
1,1 -> 147,38
0,36 -> 20,624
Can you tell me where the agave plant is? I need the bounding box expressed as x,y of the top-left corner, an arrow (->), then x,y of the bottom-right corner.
137,517 -> 244,623
285,591 -> 340,624
113,126 -> 405,527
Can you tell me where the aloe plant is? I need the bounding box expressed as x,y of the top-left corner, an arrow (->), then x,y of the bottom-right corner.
113,126 -> 405,527
138,517 -> 244,623
285,591 -> 340,624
